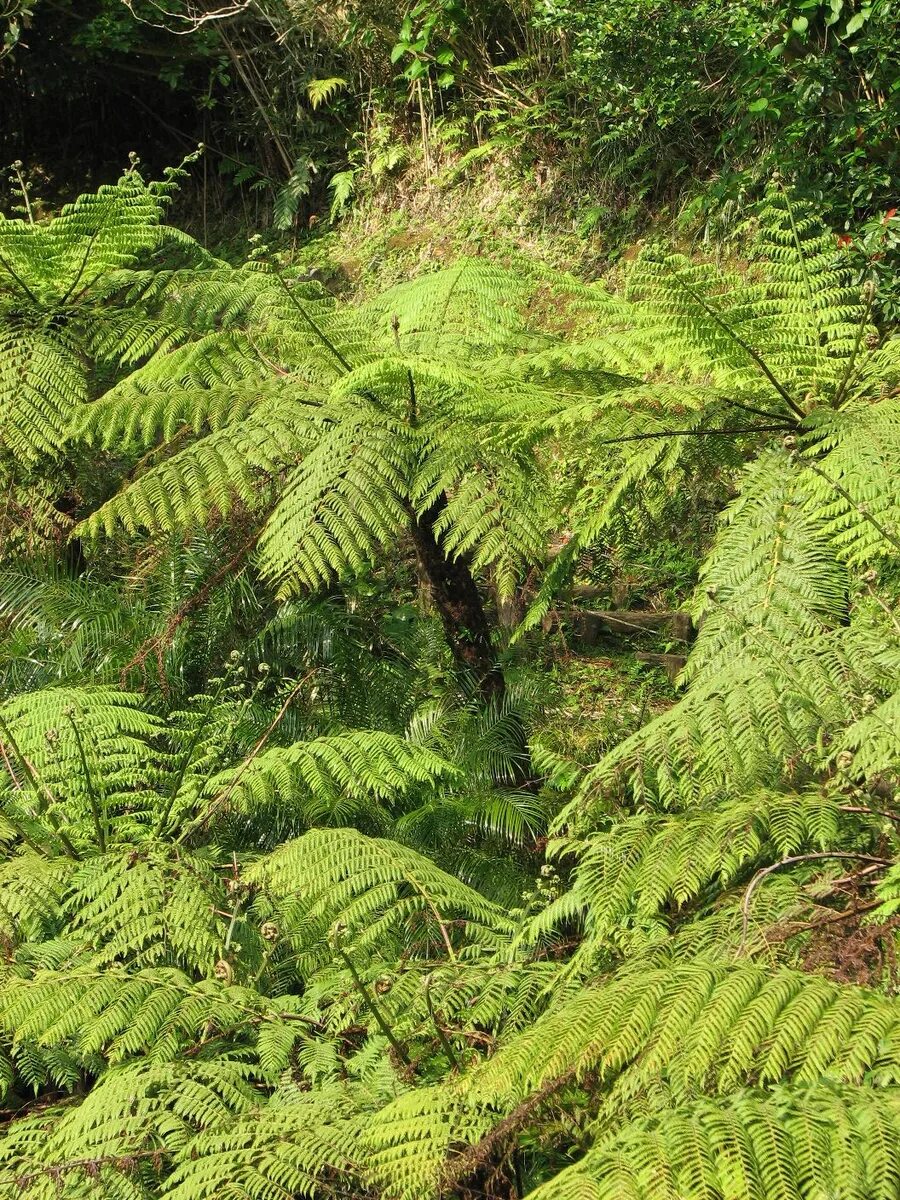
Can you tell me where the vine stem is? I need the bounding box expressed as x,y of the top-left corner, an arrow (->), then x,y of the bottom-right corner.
739,851 -> 891,950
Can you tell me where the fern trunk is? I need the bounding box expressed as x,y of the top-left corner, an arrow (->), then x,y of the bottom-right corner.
408,497 -> 504,705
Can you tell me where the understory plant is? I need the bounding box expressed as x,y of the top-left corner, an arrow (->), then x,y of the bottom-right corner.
0,172 -> 899,1198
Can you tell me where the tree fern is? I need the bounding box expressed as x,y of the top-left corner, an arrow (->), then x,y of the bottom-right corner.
1,181 -> 899,1200
524,185 -> 900,629
0,166 -> 197,464
526,1084 -> 900,1200
74,254 -> 566,694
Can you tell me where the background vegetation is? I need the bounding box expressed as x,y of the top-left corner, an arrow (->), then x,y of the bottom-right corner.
3,0 -> 899,237
1,2 -> 899,1198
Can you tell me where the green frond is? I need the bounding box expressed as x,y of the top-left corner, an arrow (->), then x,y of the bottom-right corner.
687,448 -> 849,680
471,961 -> 900,1110
801,398 -> 900,565
0,1059 -> 257,1200
80,394 -> 318,538
527,1084 -> 900,1200
574,622 -> 897,811
0,170 -> 193,465
358,257 -> 536,356
202,729 -> 458,826
258,408 -> 413,594
365,1086 -> 492,1200
0,688 -> 162,847
162,1085 -> 365,1200
0,849 -> 69,944
833,685 -> 900,789
80,374 -> 284,448
0,565 -> 158,685
63,846 -> 226,970
0,963 -> 315,1070
248,827 -> 514,968
0,324 -> 87,460
564,789 -> 850,941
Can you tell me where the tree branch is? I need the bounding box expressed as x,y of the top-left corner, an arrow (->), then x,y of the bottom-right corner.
740,851 -> 892,950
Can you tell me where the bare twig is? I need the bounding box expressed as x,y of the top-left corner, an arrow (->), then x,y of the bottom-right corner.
740,852 -> 891,950
120,526 -> 261,683
118,0 -> 252,34
175,670 -> 315,842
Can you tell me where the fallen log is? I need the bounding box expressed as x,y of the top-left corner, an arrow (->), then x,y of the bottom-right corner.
634,651 -> 687,682
564,608 -> 694,643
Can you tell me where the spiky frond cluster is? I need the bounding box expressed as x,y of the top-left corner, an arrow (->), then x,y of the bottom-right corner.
72,254 -> 567,604
0,168 -> 200,460
525,186 -> 900,628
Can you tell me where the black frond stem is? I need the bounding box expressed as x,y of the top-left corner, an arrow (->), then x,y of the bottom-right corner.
271,266 -> 393,416
0,250 -> 40,305
718,394 -> 797,424
598,423 -> 791,447
407,370 -> 418,428
59,232 -> 100,307
64,710 -> 106,851
424,975 -> 460,1070
665,264 -> 806,420
336,944 -> 411,1066
271,268 -> 354,374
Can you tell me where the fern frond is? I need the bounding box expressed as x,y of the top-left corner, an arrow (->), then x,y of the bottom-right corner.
249,827 -> 514,969
0,688 -> 162,849
63,846 -> 226,970
358,257 -> 536,356
257,407 -> 413,594
0,1059 -> 257,1199
471,961 -> 900,1111
687,448 -> 849,680
526,1083 -> 900,1200
564,789 -> 852,941
204,729 -> 457,826
162,1084 -> 365,1200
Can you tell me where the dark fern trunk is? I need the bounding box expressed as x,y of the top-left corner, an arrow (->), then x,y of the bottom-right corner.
407,496 -> 505,706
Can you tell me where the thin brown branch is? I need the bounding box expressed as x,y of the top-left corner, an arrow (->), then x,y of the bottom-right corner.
740,852 -> 892,950
442,1070 -> 577,1189
175,669 -> 315,842
118,0 -> 251,34
120,525 -> 261,682
764,899 -> 882,942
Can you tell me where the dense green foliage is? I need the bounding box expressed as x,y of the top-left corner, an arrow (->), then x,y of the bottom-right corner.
1,150 -> 899,1199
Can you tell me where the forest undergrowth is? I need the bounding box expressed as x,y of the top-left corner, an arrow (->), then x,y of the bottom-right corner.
0,146 -> 898,1199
